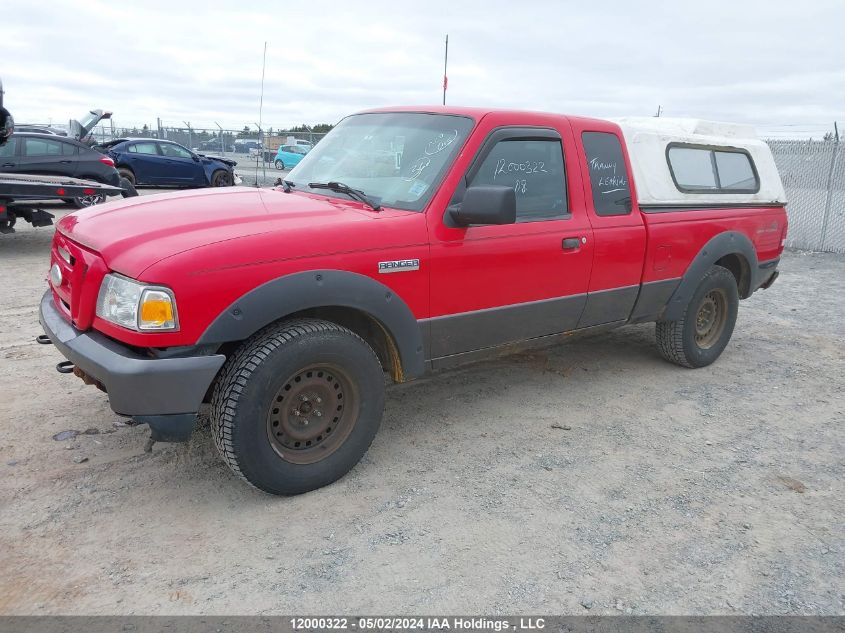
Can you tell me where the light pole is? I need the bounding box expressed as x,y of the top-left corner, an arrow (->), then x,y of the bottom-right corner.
215,122 -> 224,155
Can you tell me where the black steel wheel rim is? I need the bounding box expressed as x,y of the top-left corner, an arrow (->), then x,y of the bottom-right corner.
266,364 -> 360,465
695,288 -> 728,349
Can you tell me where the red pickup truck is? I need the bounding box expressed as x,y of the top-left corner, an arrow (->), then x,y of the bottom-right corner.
39,107 -> 787,494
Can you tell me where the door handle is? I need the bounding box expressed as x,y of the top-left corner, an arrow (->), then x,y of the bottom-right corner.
59,160 -> 73,164
562,237 -> 583,250
1,162 -> 14,167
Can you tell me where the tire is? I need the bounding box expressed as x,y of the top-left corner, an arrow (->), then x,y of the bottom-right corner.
119,177 -> 138,198
274,160 -> 285,170
118,168 -> 135,187
655,265 -> 739,368
210,319 -> 385,495
211,169 -> 232,187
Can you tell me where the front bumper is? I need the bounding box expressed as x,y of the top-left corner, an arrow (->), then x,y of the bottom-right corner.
39,291 -> 225,438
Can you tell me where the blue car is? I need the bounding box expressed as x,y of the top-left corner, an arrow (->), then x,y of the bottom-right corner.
274,144 -> 309,170
98,138 -> 238,188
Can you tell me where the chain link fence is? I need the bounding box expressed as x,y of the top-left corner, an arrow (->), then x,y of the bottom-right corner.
768,139 -> 844,253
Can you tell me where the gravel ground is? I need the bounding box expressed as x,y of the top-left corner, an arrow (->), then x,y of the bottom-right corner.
0,200 -> 843,615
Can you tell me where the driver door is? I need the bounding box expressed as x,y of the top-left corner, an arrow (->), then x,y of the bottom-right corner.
158,142 -> 203,185
426,118 -> 594,362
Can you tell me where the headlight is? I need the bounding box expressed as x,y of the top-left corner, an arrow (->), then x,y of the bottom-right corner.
95,273 -> 178,331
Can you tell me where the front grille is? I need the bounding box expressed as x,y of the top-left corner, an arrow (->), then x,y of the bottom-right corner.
49,234 -> 108,330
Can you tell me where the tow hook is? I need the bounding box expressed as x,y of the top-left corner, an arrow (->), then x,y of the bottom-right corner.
36,334 -> 53,345
56,360 -> 75,374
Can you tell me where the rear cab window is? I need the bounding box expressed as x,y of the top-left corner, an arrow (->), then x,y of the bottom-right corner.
667,144 -> 759,193
582,131 -> 633,216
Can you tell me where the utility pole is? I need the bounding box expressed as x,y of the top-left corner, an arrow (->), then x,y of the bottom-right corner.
655,105 -> 662,117
183,121 -> 192,150
215,122 -> 224,155
442,34 -> 449,106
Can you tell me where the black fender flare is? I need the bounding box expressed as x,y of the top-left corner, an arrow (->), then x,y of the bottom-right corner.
197,269 -> 425,379
663,231 -> 758,322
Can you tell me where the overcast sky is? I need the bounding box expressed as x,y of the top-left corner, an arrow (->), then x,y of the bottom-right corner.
2,0 -> 842,138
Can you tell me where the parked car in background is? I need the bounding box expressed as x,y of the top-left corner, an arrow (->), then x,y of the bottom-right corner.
234,139 -> 261,154
273,144 -> 310,170
0,132 -> 120,207
14,125 -> 67,136
198,139 -> 234,153
97,138 -> 239,188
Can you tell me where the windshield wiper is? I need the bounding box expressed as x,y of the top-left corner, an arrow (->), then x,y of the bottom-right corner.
307,181 -> 381,211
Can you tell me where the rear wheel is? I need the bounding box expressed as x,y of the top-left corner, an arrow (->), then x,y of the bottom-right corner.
119,176 -> 138,197
118,167 -> 135,187
210,319 -> 385,495
274,159 -> 285,170
211,169 -> 232,187
656,265 -> 739,368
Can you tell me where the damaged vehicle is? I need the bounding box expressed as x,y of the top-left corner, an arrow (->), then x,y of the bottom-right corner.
97,138 -> 240,188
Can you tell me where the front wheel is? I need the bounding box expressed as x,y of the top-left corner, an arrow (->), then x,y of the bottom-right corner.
210,319 -> 385,495
274,159 -> 285,170
211,169 -> 233,187
120,176 -> 138,198
656,265 -> 739,368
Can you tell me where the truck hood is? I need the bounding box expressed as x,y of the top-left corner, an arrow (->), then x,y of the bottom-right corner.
57,187 -> 380,278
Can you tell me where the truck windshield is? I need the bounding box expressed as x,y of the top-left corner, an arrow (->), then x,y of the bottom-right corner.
285,112 -> 474,212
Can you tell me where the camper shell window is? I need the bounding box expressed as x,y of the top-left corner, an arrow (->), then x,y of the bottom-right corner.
666,143 -> 760,194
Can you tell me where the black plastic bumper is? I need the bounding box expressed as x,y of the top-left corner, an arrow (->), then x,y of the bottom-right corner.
755,258 -> 780,292
39,291 -> 225,439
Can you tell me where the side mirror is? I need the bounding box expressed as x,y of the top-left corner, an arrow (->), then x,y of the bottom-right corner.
449,185 -> 516,226
191,153 -> 200,162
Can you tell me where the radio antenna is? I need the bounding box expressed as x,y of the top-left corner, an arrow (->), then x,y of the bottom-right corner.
442,35 -> 449,106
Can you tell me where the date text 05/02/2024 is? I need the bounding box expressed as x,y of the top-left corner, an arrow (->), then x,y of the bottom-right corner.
289,617 -> 547,631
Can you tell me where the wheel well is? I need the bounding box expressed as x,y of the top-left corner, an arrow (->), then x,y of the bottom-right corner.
294,307 -> 404,382
215,306 -> 406,384
715,253 -> 751,298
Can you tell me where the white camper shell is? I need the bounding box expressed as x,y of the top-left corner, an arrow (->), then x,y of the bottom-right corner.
614,117 -> 786,208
